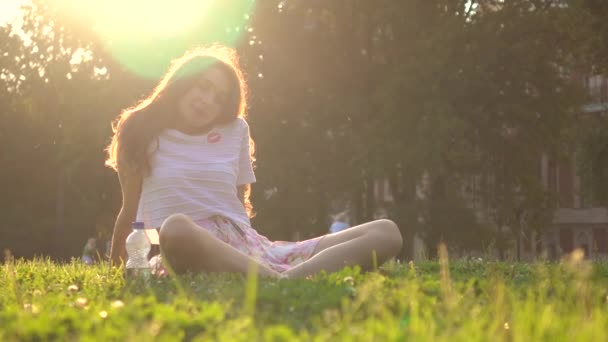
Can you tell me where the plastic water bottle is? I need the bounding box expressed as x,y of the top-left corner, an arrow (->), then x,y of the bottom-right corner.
125,221 -> 151,280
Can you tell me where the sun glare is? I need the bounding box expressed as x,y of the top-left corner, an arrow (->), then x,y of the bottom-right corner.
0,0 -> 27,27
57,0 -> 256,79
92,1 -> 213,37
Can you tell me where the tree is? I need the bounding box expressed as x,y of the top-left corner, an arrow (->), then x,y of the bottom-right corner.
0,0 -> 142,259
0,0 -> 591,260
243,0 -> 586,257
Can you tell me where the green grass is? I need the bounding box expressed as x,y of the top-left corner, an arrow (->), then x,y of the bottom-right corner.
1,255 -> 607,341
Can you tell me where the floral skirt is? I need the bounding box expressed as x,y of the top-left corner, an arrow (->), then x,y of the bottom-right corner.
151,215 -> 325,275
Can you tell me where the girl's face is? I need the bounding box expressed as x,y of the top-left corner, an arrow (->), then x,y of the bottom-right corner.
175,66 -> 230,134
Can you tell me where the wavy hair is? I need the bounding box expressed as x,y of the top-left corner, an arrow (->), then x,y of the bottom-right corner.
105,45 -> 255,217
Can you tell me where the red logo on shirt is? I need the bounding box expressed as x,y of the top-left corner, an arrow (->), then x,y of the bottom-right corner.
207,132 -> 221,144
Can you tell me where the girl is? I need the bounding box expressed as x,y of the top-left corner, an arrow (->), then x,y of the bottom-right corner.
106,45 -> 403,279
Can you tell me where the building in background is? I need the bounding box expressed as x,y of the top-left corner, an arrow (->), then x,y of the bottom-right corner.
363,73 -> 608,261
527,73 -> 608,260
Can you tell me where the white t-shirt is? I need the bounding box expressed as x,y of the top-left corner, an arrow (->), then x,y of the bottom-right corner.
136,117 -> 256,228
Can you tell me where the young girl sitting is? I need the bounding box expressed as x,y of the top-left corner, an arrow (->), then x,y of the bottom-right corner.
106,45 -> 403,279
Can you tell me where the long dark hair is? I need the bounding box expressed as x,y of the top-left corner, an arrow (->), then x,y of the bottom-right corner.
106,45 -> 255,216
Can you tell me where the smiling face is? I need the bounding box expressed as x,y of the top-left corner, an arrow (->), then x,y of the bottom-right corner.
175,65 -> 230,135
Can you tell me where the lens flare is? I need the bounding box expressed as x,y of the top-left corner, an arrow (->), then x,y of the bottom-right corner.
58,0 -> 255,79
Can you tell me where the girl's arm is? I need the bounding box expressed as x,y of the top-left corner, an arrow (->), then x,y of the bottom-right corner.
110,165 -> 143,265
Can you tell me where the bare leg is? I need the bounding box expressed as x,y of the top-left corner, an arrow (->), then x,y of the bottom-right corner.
159,214 -> 281,278
283,219 -> 403,279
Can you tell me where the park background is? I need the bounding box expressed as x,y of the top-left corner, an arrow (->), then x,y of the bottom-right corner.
0,0 -> 607,262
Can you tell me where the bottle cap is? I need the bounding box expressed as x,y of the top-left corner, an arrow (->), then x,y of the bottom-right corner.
131,221 -> 145,230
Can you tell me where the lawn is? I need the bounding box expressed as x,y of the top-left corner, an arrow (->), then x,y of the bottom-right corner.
1,254 -> 607,341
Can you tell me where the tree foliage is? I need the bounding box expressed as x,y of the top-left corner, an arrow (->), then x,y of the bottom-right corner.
0,0 -> 594,259
0,0 -> 143,259
243,0 -> 585,256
